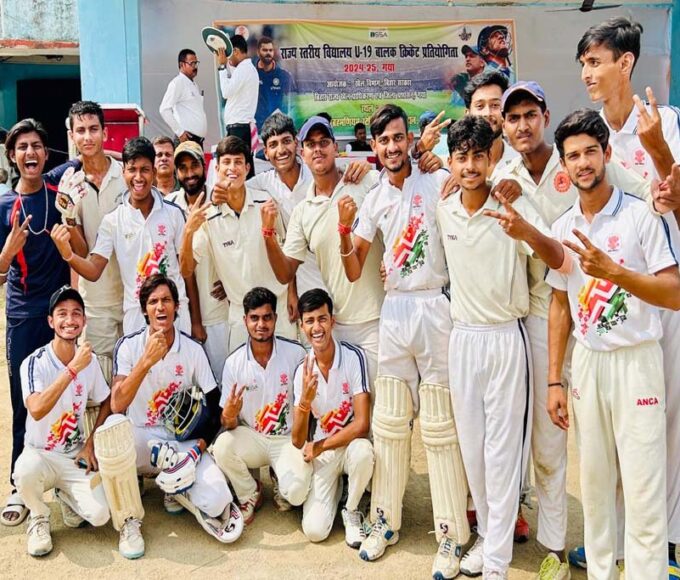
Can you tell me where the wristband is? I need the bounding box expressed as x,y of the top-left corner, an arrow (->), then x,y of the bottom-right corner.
548,382 -> 564,388
262,227 -> 276,238
64,252 -> 76,263
340,246 -> 355,258
0,267 -> 9,277
337,223 -> 352,236
66,366 -> 78,381
298,402 -> 311,413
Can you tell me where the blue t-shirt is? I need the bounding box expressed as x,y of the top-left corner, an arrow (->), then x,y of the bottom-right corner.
0,161 -> 79,319
253,58 -> 294,130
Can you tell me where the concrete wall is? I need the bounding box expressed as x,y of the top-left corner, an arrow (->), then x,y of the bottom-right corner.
0,0 -> 78,42
140,1 -> 671,148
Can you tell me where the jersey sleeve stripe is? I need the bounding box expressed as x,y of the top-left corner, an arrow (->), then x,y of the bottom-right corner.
340,341 -> 369,393
660,216 -> 679,264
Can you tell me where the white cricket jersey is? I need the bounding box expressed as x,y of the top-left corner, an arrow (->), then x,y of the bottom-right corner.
498,145 -> 655,319
219,59 -> 259,126
247,162 -> 326,295
293,339 -> 369,442
489,139 -> 520,183
61,157 -> 126,309
220,336 -> 306,435
283,171 -> 385,325
193,186 -> 286,309
167,189 -> 229,326
353,167 -> 449,292
159,72 -> 208,138
20,344 -> 109,455
546,188 -> 677,351
601,103 -> 680,181
113,327 -> 218,429
436,191 -> 550,324
92,188 -> 188,319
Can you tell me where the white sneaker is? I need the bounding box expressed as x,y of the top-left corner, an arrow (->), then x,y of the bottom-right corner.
536,552 -> 571,580
483,570 -> 507,580
119,517 -> 145,559
359,516 -> 399,561
239,480 -> 263,526
432,537 -> 463,579
218,502 -> 244,543
341,508 -> 367,549
27,515 -> 52,557
55,489 -> 85,528
270,467 -> 292,512
163,493 -> 184,515
460,535 -> 484,577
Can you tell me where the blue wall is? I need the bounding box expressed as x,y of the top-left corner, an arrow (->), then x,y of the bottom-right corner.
0,63 -> 80,128
77,0 -> 141,104
671,0 -> 680,106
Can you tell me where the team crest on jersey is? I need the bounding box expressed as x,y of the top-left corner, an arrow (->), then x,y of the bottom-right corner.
577,276 -> 631,336
606,235 -> 621,252
146,381 -> 181,425
634,149 -> 646,166
45,406 -> 82,452
175,364 -> 184,377
342,381 -> 350,395
392,214 -> 429,277
553,171 -> 571,193
412,194 -> 423,209
319,400 -> 353,436
273,78 -> 280,87
280,372 -> 289,387
255,391 -> 289,435
157,224 -> 167,237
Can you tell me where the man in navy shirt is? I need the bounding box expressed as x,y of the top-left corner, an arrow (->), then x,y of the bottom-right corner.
254,36 -> 293,132
0,119 -> 77,526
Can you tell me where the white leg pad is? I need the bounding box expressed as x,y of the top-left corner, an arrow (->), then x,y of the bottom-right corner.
94,415 -> 145,531
96,354 -> 113,385
370,375 -> 413,531
419,382 -> 470,545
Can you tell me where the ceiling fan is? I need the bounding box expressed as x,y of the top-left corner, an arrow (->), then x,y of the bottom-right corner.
547,0 -> 622,12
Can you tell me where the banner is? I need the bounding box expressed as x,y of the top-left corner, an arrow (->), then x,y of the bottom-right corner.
214,20 -> 517,137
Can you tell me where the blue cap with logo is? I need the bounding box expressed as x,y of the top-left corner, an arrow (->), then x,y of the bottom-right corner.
298,115 -> 335,142
501,81 -> 547,114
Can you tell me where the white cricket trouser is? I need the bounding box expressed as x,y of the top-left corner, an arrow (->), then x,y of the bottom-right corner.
227,293 -> 297,353
204,321 -> 230,379
83,303 -> 124,358
572,341 -> 667,580
300,438 -> 374,543
333,319 -> 379,388
132,424 -> 232,518
123,302 -> 191,335
662,309 -> 680,544
449,320 -> 532,574
212,426 -> 312,505
378,290 -> 451,412
13,446 -> 110,526
525,314 -> 568,551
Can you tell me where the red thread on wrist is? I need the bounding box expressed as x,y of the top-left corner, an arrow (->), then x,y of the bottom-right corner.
337,223 -> 352,236
262,227 -> 276,238
66,366 -> 78,381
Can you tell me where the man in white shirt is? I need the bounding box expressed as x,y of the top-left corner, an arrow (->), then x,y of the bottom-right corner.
50,137 -> 194,334
260,116 -> 384,386
54,101 -> 125,382
212,287 -> 311,525
14,287 -> 119,557
547,109 -> 680,579
338,104 -> 469,578
179,136 -> 297,352
110,274 -> 243,544
576,17 -> 680,571
159,49 -> 207,147
217,35 -> 259,178
437,116 -> 565,579
166,141 -> 229,377
291,289 -> 373,550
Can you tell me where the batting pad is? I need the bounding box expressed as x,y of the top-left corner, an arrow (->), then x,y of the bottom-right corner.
370,375 -> 413,531
419,383 -> 470,545
94,415 -> 145,531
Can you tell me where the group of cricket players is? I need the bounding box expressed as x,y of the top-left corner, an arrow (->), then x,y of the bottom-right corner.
1,16 -> 679,580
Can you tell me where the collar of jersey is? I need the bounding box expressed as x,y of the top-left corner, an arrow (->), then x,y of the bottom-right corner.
123,187 -> 163,214
246,335 -> 280,364
145,326 -> 181,354
448,185 -> 499,218
573,186 -> 623,221
219,186 -> 255,217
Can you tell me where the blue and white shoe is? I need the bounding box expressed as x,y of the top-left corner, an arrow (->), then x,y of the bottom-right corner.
359,516 -> 399,561
567,546 -> 586,569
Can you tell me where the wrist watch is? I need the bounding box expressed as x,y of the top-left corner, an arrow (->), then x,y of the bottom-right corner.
218,64 -> 227,71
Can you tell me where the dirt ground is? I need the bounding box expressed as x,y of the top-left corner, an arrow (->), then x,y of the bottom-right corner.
0,298 -> 588,580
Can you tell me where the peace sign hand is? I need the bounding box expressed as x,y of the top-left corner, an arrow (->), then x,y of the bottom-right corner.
633,87 -> 667,159
419,111 -> 452,153
3,213 -> 32,260
222,383 -> 246,425
185,191 -> 211,236
563,229 -> 618,279
483,192 -> 533,240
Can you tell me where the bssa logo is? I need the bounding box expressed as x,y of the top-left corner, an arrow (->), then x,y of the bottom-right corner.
369,29 -> 389,39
